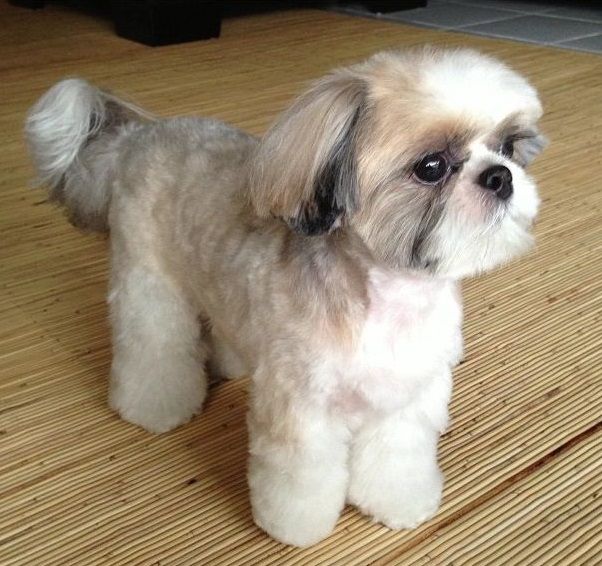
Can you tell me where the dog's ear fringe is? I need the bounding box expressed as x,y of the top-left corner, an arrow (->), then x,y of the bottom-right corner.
248,71 -> 365,236
516,130 -> 548,167
288,105 -> 363,235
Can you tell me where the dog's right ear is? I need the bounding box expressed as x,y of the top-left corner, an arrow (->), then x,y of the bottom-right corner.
248,70 -> 366,235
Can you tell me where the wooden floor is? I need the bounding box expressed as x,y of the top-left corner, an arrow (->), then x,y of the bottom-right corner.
1,3 -> 600,565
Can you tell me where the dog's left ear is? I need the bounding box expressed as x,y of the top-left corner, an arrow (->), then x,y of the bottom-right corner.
515,129 -> 548,167
249,71 -> 365,235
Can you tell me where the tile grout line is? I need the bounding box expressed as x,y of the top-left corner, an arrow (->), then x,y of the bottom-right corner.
332,8 -> 602,55
537,15 -> 602,24
446,29 -> 553,47
425,0 -> 559,16
448,1 -> 601,23
451,14 -> 534,30
386,14 -> 527,31
411,22 -> 602,51
552,31 -> 602,45
543,43 -> 602,55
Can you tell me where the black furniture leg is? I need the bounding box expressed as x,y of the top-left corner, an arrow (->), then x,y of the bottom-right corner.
9,0 -> 46,8
361,1 -> 426,12
111,0 -> 221,47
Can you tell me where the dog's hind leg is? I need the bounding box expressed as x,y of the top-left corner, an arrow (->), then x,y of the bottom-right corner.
107,263 -> 207,433
207,329 -> 249,380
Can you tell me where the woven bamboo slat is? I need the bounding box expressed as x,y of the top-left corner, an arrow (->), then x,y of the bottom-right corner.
0,2 -> 600,565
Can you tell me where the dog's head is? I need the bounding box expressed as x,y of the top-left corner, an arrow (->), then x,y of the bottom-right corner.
249,48 -> 545,278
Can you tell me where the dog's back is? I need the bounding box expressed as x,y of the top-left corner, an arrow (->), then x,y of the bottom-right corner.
25,79 -> 256,234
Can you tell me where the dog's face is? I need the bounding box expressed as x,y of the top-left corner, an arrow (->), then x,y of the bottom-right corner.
250,48 -> 545,279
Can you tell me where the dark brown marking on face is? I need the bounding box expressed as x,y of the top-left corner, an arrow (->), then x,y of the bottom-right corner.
352,113 -> 481,273
403,127 -> 474,270
410,198 -> 443,269
408,171 -> 459,271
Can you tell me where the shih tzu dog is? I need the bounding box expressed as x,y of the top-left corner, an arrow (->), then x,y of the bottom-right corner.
26,47 -> 545,547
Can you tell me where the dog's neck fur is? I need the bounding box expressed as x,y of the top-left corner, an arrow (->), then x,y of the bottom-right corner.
281,225 -> 461,348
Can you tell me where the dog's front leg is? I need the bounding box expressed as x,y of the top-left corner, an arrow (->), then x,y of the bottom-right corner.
347,403 -> 446,530
247,390 -> 350,547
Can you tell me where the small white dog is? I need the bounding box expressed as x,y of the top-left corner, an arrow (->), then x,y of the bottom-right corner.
26,47 -> 545,547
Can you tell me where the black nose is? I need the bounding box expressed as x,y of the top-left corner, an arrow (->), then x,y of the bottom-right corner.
478,165 -> 513,200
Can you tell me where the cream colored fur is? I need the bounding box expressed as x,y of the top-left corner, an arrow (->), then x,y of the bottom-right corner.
25,47 -> 544,547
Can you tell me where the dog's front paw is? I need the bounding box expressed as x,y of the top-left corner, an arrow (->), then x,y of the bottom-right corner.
248,456 -> 346,547
251,494 -> 339,548
371,478 -> 442,530
348,463 -> 443,530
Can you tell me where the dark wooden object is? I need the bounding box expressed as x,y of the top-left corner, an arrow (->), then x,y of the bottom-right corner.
112,1 -> 221,47
9,1 -> 427,45
362,1 -> 426,12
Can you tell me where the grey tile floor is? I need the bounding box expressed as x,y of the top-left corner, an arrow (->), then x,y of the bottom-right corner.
336,1 -> 602,54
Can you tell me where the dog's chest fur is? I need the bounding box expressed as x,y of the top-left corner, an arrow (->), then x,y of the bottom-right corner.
326,269 -> 463,416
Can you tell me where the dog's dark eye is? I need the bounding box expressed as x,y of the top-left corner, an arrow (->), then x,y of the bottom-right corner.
501,139 -> 514,158
414,154 -> 448,184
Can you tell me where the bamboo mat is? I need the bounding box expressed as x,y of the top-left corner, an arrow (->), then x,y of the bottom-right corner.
0,3 -> 600,565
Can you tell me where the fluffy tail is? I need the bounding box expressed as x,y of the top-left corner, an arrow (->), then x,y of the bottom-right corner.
25,79 -> 152,231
